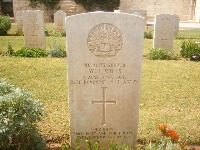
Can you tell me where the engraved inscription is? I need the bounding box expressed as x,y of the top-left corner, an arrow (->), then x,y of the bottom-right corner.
160,18 -> 170,46
73,128 -> 133,140
70,63 -> 138,85
87,23 -> 123,59
28,12 -> 37,23
92,87 -> 116,126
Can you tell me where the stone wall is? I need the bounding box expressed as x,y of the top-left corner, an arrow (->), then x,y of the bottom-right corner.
194,0 -> 200,22
13,0 -> 86,22
119,0 -> 192,21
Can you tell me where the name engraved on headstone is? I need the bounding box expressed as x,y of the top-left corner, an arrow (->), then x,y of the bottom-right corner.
70,63 -> 137,85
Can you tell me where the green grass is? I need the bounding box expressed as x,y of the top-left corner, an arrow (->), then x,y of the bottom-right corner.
0,24 -> 200,146
0,23 -> 65,54
177,30 -> 200,39
0,57 -> 199,145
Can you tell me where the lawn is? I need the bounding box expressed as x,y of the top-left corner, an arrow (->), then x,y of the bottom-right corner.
0,24 -> 200,146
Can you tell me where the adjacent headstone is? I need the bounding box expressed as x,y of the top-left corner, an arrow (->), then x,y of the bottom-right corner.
153,14 -> 176,50
54,10 -> 66,31
114,10 -> 120,13
133,12 -> 142,17
66,12 -> 144,149
23,10 -> 46,50
16,10 -> 24,31
173,14 -> 180,36
120,10 -> 147,24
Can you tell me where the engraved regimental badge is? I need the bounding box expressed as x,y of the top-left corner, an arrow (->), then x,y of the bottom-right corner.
87,23 -> 123,59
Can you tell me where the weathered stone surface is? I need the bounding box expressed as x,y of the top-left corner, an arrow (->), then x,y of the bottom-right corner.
54,10 -> 66,30
174,14 -> 180,36
23,10 -> 45,50
16,10 -> 24,31
66,12 -> 144,149
120,9 -> 147,23
153,14 -> 176,50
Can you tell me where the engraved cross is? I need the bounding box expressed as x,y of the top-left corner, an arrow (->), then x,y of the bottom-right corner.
31,30 -> 37,43
161,36 -> 167,46
92,87 -> 116,126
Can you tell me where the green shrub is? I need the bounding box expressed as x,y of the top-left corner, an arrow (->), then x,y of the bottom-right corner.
48,29 -> 66,57
0,79 -> 46,150
147,48 -> 178,60
49,47 -> 66,57
144,30 -> 153,39
6,42 -> 14,56
15,47 -> 47,57
0,16 -> 11,36
15,30 -> 24,36
180,41 -> 200,61
61,139 -> 184,150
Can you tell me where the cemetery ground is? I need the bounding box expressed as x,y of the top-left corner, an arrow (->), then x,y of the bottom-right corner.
0,23 -> 200,149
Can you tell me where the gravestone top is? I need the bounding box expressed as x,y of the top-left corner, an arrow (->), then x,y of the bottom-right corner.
23,10 -> 46,50
120,9 -> 147,22
66,12 -> 144,149
54,10 -> 66,31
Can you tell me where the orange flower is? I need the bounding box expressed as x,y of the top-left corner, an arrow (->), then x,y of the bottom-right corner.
157,124 -> 167,132
167,129 -> 179,141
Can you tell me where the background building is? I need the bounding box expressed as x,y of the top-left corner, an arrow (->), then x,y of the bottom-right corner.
1,0 -> 200,22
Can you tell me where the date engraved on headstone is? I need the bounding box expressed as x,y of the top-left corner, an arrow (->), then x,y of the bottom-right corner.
87,23 -> 123,59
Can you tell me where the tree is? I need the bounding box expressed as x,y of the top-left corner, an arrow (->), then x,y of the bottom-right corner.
74,0 -> 120,11
0,0 -> 2,15
29,0 -> 61,22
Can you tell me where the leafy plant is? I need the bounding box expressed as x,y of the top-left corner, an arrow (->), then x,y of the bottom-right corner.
153,124 -> 186,150
74,0 -> 120,11
147,48 -> 178,60
15,47 -> 47,57
0,78 -> 46,150
180,40 -> 200,61
6,42 -> 14,56
0,15 -> 11,36
48,29 -> 66,57
15,30 -> 24,36
144,30 -> 153,39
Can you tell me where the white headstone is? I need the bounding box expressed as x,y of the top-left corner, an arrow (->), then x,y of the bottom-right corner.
114,10 -> 120,13
16,10 -> 24,31
153,14 -> 176,50
120,10 -> 147,24
66,12 -> 144,149
23,10 -> 46,50
133,12 -> 142,17
54,10 -> 66,31
173,14 -> 180,36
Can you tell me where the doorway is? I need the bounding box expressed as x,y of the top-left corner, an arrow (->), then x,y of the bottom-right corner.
1,0 -> 13,17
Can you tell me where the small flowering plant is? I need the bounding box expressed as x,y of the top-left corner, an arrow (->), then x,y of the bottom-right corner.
156,124 -> 186,149
47,28 -> 66,57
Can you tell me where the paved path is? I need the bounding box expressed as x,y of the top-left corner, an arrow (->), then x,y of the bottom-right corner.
147,21 -> 200,30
